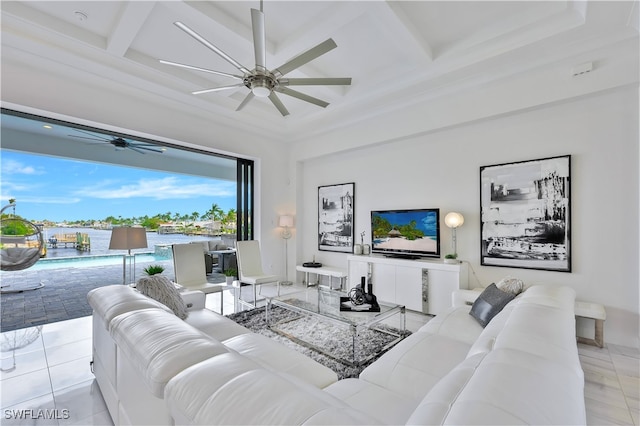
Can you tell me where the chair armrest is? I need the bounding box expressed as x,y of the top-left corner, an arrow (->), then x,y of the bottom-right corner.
452,288 -> 483,307
180,290 -> 206,310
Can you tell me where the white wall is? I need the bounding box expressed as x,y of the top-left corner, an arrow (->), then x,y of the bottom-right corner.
296,86 -> 639,348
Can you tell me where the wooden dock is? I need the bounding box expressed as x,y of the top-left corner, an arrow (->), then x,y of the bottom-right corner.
48,233 -> 90,251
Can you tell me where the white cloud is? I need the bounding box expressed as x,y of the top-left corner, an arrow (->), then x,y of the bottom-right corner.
73,177 -> 235,200
1,159 -> 45,175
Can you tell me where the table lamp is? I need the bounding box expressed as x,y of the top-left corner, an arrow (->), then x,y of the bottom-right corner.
109,226 -> 148,284
279,215 -> 294,285
444,212 -> 464,262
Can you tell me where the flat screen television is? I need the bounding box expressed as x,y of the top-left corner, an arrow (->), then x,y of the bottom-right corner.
371,208 -> 440,259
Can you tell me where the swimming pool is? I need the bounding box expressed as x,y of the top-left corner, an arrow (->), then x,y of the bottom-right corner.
28,253 -> 171,271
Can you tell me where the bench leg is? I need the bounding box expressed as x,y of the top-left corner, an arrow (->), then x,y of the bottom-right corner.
594,319 -> 604,348
577,317 -> 605,348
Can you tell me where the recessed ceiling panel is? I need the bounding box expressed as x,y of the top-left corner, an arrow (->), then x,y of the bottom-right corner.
391,1 -> 568,57
23,1 -> 125,39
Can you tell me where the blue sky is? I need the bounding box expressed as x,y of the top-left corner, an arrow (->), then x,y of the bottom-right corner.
1,150 -> 236,222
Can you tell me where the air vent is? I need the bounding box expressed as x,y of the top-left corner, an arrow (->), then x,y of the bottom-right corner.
572,62 -> 593,77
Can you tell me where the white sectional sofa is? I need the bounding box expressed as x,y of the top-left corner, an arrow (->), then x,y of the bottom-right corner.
87,285 -> 338,425
88,284 -> 586,425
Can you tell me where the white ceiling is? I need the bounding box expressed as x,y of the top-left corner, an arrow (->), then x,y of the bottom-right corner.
1,1 -> 638,143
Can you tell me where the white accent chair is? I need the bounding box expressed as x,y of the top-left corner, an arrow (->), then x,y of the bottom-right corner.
235,240 -> 280,308
172,243 -> 230,314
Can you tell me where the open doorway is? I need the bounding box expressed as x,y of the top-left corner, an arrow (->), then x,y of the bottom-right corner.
0,109 -> 253,331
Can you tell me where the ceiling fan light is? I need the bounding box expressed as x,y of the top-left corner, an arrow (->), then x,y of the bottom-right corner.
252,84 -> 271,98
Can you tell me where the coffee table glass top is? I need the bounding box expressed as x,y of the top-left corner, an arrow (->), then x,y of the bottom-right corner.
268,286 -> 404,328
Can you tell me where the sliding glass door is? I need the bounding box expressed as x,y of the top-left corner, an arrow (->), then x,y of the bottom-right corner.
236,158 -> 254,241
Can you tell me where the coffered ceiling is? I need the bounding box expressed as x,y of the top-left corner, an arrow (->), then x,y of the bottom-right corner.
1,1 -> 638,143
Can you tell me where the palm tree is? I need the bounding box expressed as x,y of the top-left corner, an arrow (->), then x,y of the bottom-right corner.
206,203 -> 224,221
222,209 -> 237,232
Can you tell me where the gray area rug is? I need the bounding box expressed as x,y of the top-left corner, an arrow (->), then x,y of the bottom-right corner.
227,306 -> 411,379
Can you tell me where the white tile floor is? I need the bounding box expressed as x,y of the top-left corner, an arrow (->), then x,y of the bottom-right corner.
0,315 -> 108,425
1,284 -> 638,425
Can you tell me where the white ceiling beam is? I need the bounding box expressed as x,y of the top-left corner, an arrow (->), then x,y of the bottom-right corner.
384,1 -> 434,61
107,2 -> 156,57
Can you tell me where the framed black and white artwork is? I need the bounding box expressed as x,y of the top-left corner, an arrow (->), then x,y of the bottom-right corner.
318,182 -> 355,253
480,155 -> 571,272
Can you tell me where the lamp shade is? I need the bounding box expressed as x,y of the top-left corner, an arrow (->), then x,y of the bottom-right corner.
444,212 -> 464,229
278,215 -> 294,228
108,226 -> 148,250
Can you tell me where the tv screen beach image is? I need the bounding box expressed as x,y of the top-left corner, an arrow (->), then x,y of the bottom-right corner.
372,210 -> 439,252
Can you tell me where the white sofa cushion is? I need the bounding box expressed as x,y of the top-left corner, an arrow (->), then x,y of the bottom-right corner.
185,309 -> 251,342
406,352 -> 487,425
324,378 -> 418,424
165,352 -> 373,426
466,303 -> 516,358
222,333 -> 338,388
87,285 -> 171,329
418,305 -> 484,345
110,309 -> 228,397
493,304 -> 582,374
436,348 -> 586,425
359,332 -> 472,400
517,284 -> 576,310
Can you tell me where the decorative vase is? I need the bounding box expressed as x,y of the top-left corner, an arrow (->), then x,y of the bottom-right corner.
353,244 -> 363,255
226,276 -> 234,285
362,244 -> 371,255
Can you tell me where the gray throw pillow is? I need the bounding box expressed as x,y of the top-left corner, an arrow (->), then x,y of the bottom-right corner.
469,283 -> 515,327
136,275 -> 188,319
496,276 -> 524,295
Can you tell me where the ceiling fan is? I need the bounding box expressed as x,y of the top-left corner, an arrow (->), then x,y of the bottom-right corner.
159,3 -> 352,116
69,129 -> 165,155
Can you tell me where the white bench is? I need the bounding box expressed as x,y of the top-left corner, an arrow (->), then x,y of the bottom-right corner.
296,265 -> 347,290
575,301 -> 606,348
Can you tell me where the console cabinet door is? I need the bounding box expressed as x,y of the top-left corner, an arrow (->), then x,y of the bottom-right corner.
427,269 -> 460,316
395,266 -> 423,311
372,263 -> 395,305
348,260 -> 369,288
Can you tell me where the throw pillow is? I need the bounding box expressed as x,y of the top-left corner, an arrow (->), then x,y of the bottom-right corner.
469,283 -> 516,327
496,276 -> 525,295
136,275 -> 188,320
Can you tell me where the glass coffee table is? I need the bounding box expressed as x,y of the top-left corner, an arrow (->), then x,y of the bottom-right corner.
266,287 -> 406,366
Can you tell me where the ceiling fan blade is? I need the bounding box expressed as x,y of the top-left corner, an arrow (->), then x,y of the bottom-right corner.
236,92 -> 255,111
159,60 -> 243,80
70,129 -> 109,141
273,38 -> 337,78
69,135 -> 109,142
126,142 -> 160,147
251,9 -> 266,72
174,21 -> 251,74
192,83 -> 245,95
127,145 -> 147,155
279,77 -> 352,86
268,92 -> 290,116
133,145 -> 164,153
276,87 -> 329,108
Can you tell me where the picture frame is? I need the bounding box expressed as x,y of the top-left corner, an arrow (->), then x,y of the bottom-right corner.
480,155 -> 571,272
318,182 -> 355,253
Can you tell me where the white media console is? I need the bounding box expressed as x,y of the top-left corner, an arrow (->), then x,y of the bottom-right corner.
347,255 -> 468,315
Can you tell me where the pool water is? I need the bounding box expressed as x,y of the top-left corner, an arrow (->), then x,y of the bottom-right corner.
29,253 -> 170,271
